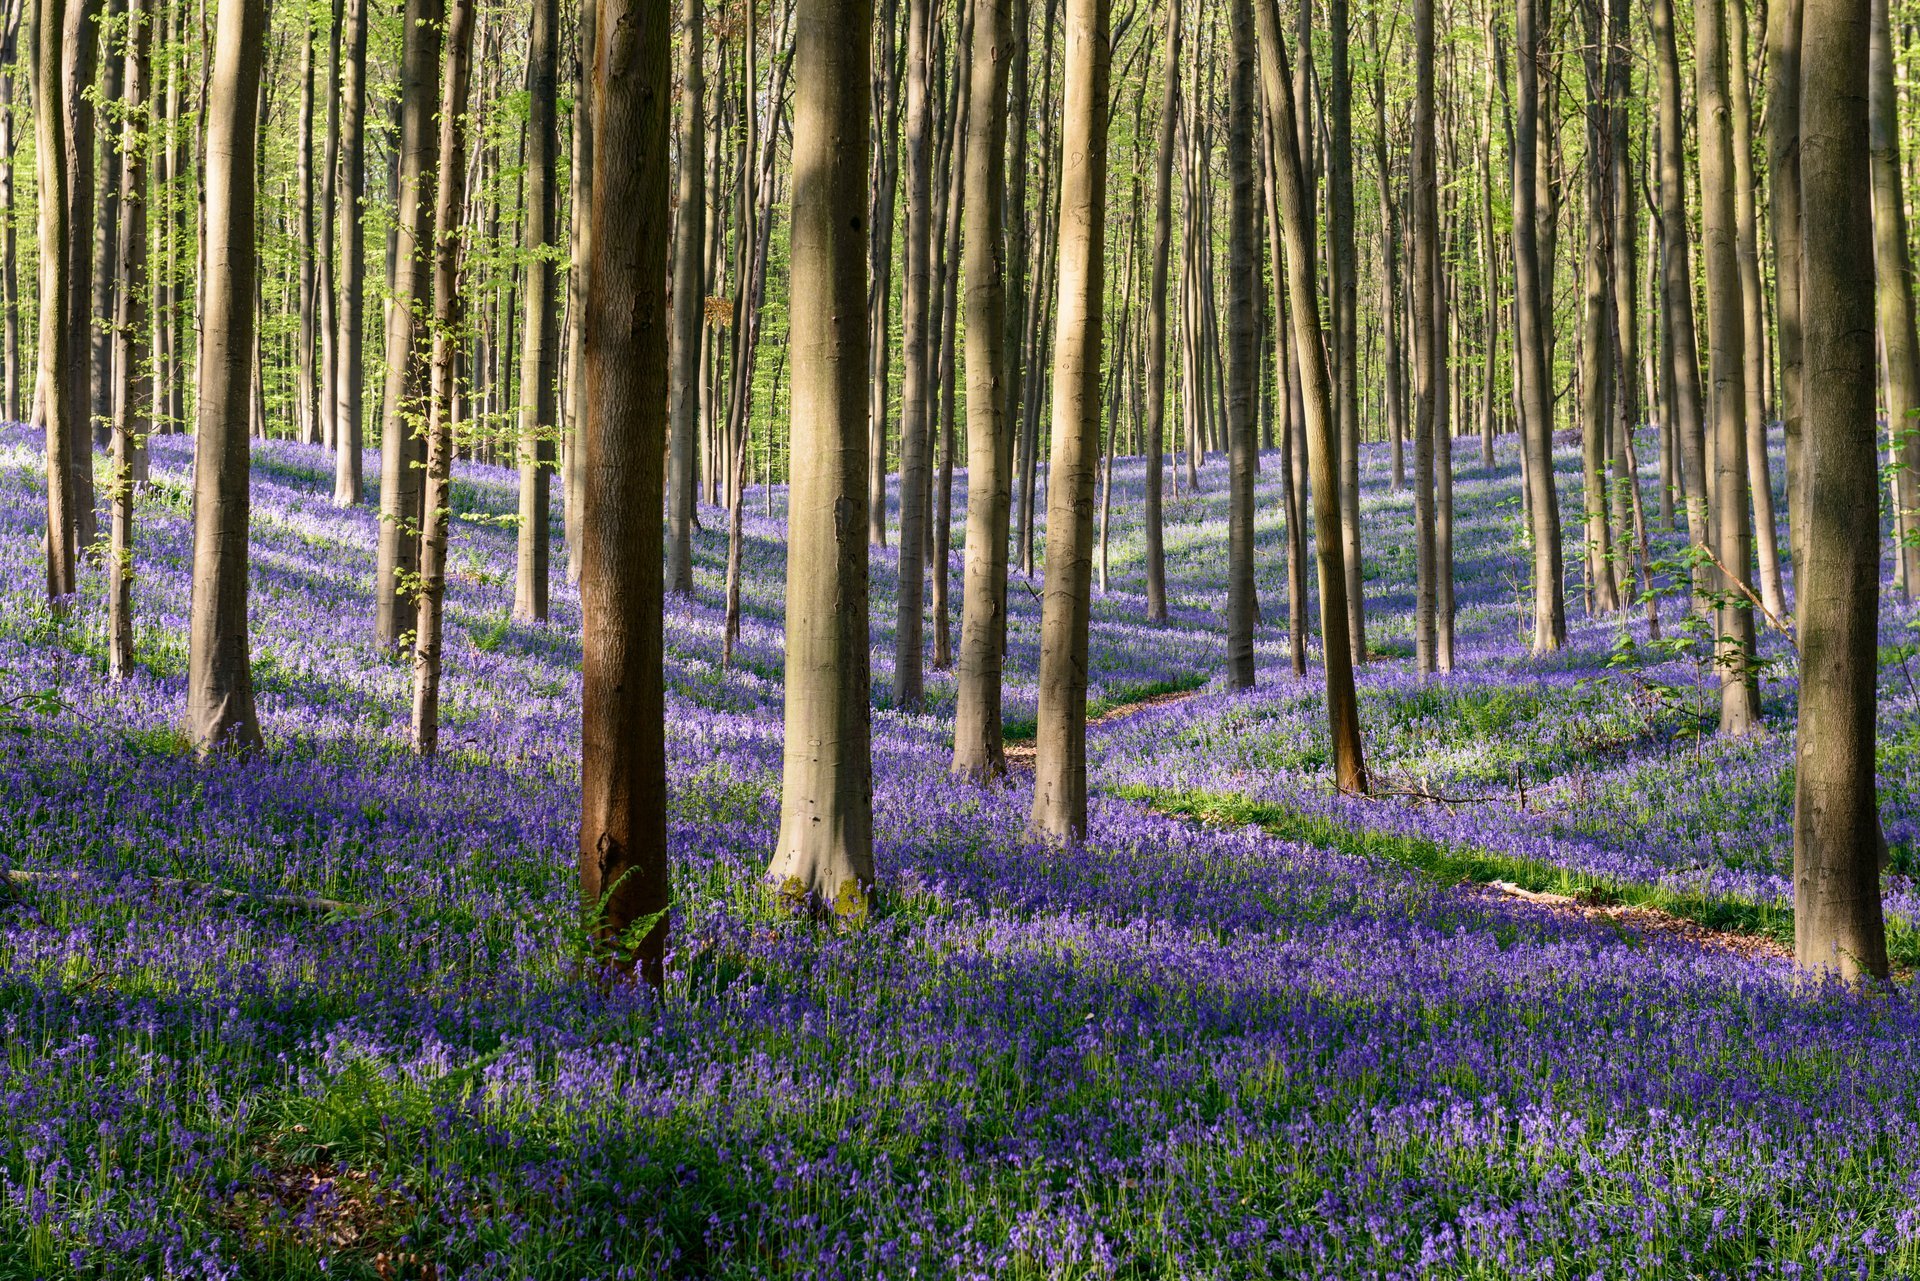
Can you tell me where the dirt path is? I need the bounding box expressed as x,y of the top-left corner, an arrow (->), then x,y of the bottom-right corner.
1002,686 -> 1206,769
1471,879 -> 1791,961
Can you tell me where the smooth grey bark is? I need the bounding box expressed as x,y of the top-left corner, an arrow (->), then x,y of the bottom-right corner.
1578,0 -> 1619,615
665,0 -> 703,597
1729,0 -> 1786,618
333,0 -> 369,504
929,0 -> 971,671
1766,0 -> 1805,612
1411,0 -> 1440,675
316,0 -> 341,451
867,0 -> 901,549
951,0 -> 1014,782
1141,0 -> 1178,625
1261,100 -> 1307,676
409,0 -> 475,758
894,0 -> 934,710
1224,0 -> 1257,690
186,0 -> 267,756
90,0 -> 125,448
35,0 -> 81,603
373,0 -> 444,648
1514,0 -> 1566,650
1652,0 -> 1714,615
769,0 -> 876,913
514,0 -> 562,620
1793,0 -> 1889,983
1697,0 -> 1762,735
107,0 -> 153,680
1029,0 -> 1108,843
1255,0 -> 1368,793
1869,0 -> 1920,601
562,0 -> 596,583
1329,0 -> 1365,664
579,0 -> 672,981
294,3 -> 318,444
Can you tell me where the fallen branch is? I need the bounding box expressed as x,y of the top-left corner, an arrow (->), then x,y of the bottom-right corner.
5,869 -> 377,918
1698,543 -> 1796,643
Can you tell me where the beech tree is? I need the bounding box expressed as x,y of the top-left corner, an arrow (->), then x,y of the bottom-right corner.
578,0 -> 672,979
513,0 -> 562,621
665,0 -> 704,598
951,0 -> 1015,784
1794,0 -> 1889,983
187,0 -> 268,756
410,0 -> 477,757
1029,0 -> 1109,843
768,0 -> 875,909
373,0 -> 444,647
107,0 -> 156,680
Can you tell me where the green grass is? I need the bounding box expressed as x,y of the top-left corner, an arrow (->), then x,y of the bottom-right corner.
1111,784 -> 1920,970
1000,672 -> 1209,745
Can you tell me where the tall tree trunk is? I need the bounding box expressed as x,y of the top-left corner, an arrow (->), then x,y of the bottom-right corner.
513,0 -> 561,619
894,0 -> 934,710
91,0 -> 126,448
951,0 -> 1014,780
1653,0 -> 1713,614
1028,0 -> 1106,843
1870,0 -> 1920,600
293,5 -> 318,444
867,0 -> 902,549
333,0 -> 369,503
315,0 -> 341,451
1141,0 -> 1178,624
579,0 -> 672,981
373,0 -> 444,648
1016,0 -> 1059,576
35,0 -> 95,603
0,19 -> 16,427
187,0 -> 266,755
1224,0 -> 1257,689
770,0 -> 875,915
1579,0 -> 1619,614
1411,0 -> 1441,675
410,0 -> 475,757
1730,0 -> 1786,619
1794,0 -> 1888,983
931,0 -> 972,671
563,0 -> 596,583
108,0 -> 153,679
665,0 -> 703,597
1329,0 -> 1365,663
1373,14 -> 1407,497
1514,0 -> 1566,650
1766,0 -> 1805,612
1256,0 -> 1367,793
1262,101 -> 1308,676
1697,0 -> 1762,734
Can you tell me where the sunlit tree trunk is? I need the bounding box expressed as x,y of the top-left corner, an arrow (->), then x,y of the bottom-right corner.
1255,0 -> 1367,793
1869,0 -> 1920,600
1724,0 -> 1784,620
562,0 -> 596,583
1697,0 -> 1762,734
373,0 -> 444,647
1329,0 -> 1365,663
293,5 -> 318,445
187,0 -> 267,756
1411,0 -> 1440,674
515,0 -> 562,620
108,0 -> 154,679
952,0 -> 1014,781
1766,0 -> 1805,612
1579,0 -> 1619,615
1142,0 -> 1178,625
1794,0 -> 1889,983
770,0 -> 876,913
35,0 -> 82,603
666,0 -> 703,597
1513,0 -> 1566,650
410,0 -> 476,758
1029,0 -> 1108,843
332,0 -> 369,504
579,0 -> 672,981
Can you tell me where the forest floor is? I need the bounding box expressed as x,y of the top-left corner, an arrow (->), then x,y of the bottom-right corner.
2,420 -> 1920,1277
